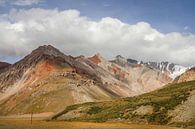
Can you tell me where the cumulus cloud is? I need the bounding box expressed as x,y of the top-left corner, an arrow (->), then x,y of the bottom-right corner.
0,8 -> 195,66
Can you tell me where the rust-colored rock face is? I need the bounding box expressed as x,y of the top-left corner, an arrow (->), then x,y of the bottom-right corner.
111,65 -> 129,80
88,54 -> 102,65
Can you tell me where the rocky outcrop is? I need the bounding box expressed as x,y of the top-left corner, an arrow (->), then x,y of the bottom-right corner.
133,105 -> 154,116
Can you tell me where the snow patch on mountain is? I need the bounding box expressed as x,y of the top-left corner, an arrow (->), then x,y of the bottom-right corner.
170,65 -> 189,79
126,58 -> 189,79
147,62 -> 188,79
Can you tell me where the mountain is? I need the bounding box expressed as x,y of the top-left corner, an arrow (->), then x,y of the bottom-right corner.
174,67 -> 195,83
0,61 -> 10,72
126,58 -> 188,79
144,61 -> 188,79
51,80 -> 195,127
0,45 -> 173,117
89,54 -> 172,94
0,45 -> 117,115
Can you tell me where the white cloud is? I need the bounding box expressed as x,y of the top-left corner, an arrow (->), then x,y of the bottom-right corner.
0,8 -> 195,66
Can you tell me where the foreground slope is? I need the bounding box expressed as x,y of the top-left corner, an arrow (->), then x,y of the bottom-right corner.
51,80 -> 195,127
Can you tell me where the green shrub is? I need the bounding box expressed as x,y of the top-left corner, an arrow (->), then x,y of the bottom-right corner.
87,106 -> 102,115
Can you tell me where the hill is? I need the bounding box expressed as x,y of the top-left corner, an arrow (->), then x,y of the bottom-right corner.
51,80 -> 195,127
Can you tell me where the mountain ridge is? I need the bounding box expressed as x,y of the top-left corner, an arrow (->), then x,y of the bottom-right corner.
0,45 -> 189,117
115,55 -> 190,79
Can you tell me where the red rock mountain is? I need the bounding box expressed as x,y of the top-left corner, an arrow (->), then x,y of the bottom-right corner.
0,45 -> 173,117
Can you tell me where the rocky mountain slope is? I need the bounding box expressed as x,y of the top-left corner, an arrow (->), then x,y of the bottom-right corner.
144,62 -> 188,79
126,57 -> 188,79
51,80 -> 195,127
0,45 -> 175,116
0,61 -> 10,72
0,45 -> 116,115
174,67 -> 195,83
91,54 -> 172,94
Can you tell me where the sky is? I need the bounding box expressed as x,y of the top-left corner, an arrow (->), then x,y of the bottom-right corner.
0,0 -> 195,66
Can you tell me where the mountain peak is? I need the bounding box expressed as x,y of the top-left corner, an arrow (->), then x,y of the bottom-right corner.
115,55 -> 125,59
94,53 -> 103,58
31,45 -> 64,57
8,45 -> 67,75
88,53 -> 105,65
115,55 -> 127,62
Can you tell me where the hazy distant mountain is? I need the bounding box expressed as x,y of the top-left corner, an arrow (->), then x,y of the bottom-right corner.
124,57 -> 188,79
143,61 -> 188,79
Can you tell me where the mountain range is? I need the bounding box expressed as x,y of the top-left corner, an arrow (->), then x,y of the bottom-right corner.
0,45 -> 194,127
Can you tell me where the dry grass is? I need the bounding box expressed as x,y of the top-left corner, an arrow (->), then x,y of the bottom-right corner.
0,120 -> 182,129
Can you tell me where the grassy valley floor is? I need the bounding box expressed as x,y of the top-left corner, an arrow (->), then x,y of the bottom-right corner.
0,120 -> 183,129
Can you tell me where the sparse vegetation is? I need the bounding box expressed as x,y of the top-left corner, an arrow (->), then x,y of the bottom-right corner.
51,80 -> 195,126
87,106 -> 102,115
52,104 -> 80,120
